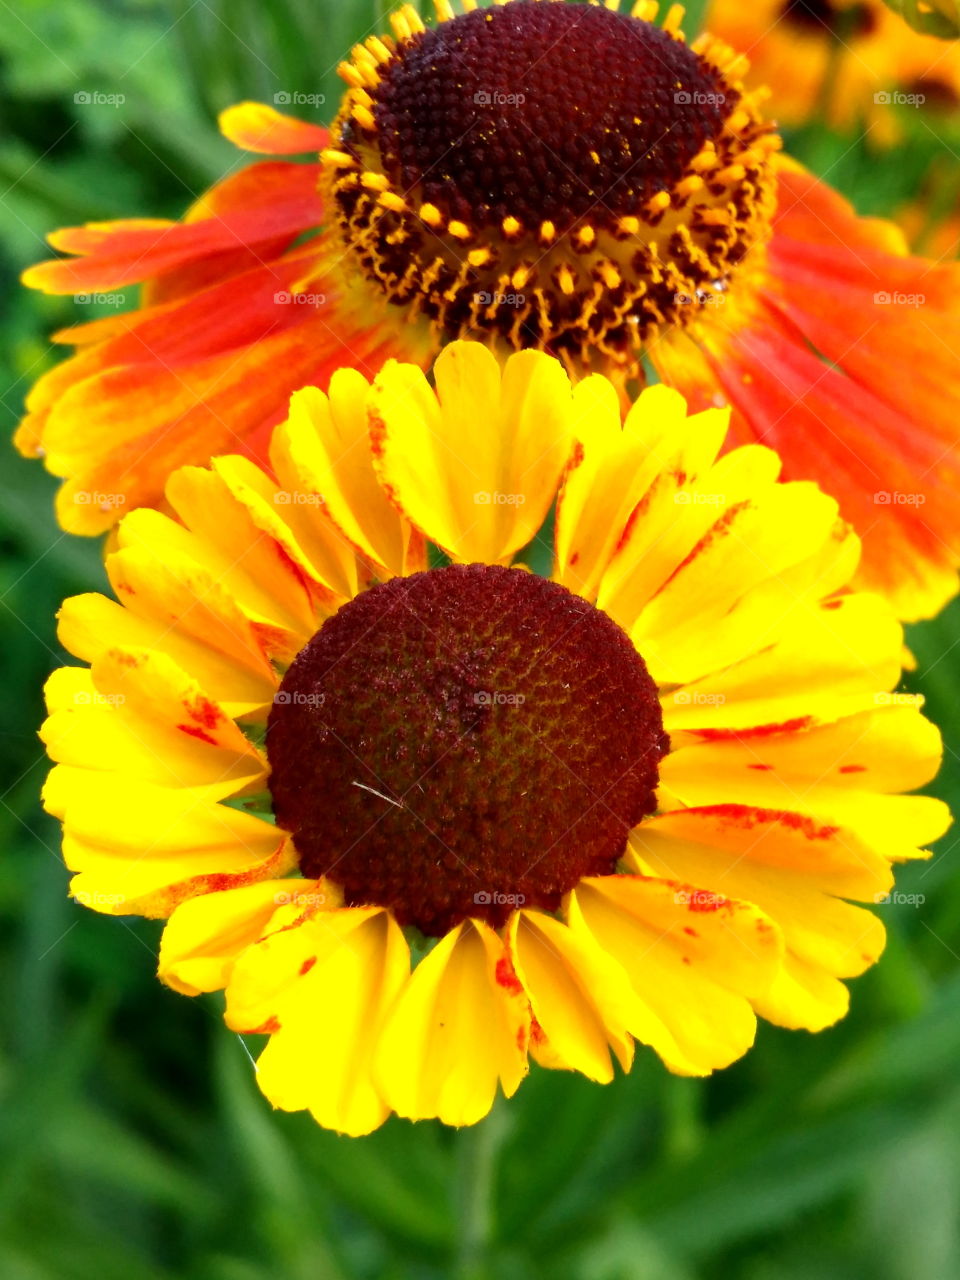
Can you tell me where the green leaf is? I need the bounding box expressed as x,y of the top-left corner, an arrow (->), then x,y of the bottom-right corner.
884,0 -> 960,38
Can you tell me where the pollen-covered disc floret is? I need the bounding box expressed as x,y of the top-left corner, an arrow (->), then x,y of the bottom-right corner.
267,564 -> 664,935
322,0 -> 780,375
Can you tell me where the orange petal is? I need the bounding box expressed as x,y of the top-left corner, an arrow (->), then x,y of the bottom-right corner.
652,159 -> 960,621
23,162 -> 322,295
219,101 -> 329,154
42,307 -> 411,533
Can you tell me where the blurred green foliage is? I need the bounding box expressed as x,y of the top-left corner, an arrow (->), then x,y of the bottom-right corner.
1,1 -> 960,1277
886,0 -> 960,39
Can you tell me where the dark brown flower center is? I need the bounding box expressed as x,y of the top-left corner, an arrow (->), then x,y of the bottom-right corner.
267,564 -> 665,935
322,0 -> 779,379
371,3 -> 732,231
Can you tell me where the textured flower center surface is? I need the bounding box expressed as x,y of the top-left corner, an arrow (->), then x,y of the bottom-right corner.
322,0 -> 779,377
374,5 -> 730,229
267,564 -> 665,935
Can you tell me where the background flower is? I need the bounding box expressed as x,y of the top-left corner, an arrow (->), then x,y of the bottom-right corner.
15,0 -> 960,622
706,0 -> 960,145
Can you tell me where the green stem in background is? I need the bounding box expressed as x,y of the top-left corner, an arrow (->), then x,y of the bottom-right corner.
454,1100 -> 510,1280
814,30 -> 845,128
662,1076 -> 705,1165
913,157 -> 960,255
816,8 -> 874,130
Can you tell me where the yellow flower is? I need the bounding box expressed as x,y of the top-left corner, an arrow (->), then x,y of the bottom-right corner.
42,342 -> 948,1135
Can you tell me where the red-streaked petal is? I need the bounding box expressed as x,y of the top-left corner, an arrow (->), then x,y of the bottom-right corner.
652,160 -> 960,620
701,311 -> 958,620
41,307 -> 413,534
23,162 -> 322,295
42,247 -> 331,371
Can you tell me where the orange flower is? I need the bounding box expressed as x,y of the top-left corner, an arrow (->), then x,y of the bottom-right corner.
19,0 -> 960,620
704,0 -> 960,145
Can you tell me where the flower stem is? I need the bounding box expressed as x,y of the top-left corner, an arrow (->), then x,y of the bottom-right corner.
454,1102 -> 509,1280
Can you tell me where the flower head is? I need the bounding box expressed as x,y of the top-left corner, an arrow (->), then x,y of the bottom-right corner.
42,341 -> 949,1134
19,0 -> 960,622
323,0 -> 779,367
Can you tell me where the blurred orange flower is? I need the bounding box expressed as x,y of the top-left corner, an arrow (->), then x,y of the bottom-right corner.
705,0 -> 960,144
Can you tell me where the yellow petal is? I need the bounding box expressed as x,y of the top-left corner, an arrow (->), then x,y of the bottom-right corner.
270,372 -> 422,589
213,454 -> 343,606
105,537 -> 285,707
226,906 -> 410,1137
160,468 -> 323,643
507,908 -> 634,1082
598,439 -> 777,635
370,342 -> 575,564
629,807 -> 889,1032
571,876 -> 782,1074
374,918 -> 529,1126
556,382 -> 717,599
660,705 -> 950,861
753,953 -> 851,1032
632,481 -> 841,685
42,653 -> 266,800
159,878 -> 304,996
661,592 -> 902,735
57,593 -> 277,718
45,770 -> 292,917
217,101 -> 328,154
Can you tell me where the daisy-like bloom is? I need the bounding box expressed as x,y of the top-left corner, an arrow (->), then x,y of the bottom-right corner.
705,0 -> 960,143
20,0 -> 960,619
42,342 -> 948,1135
